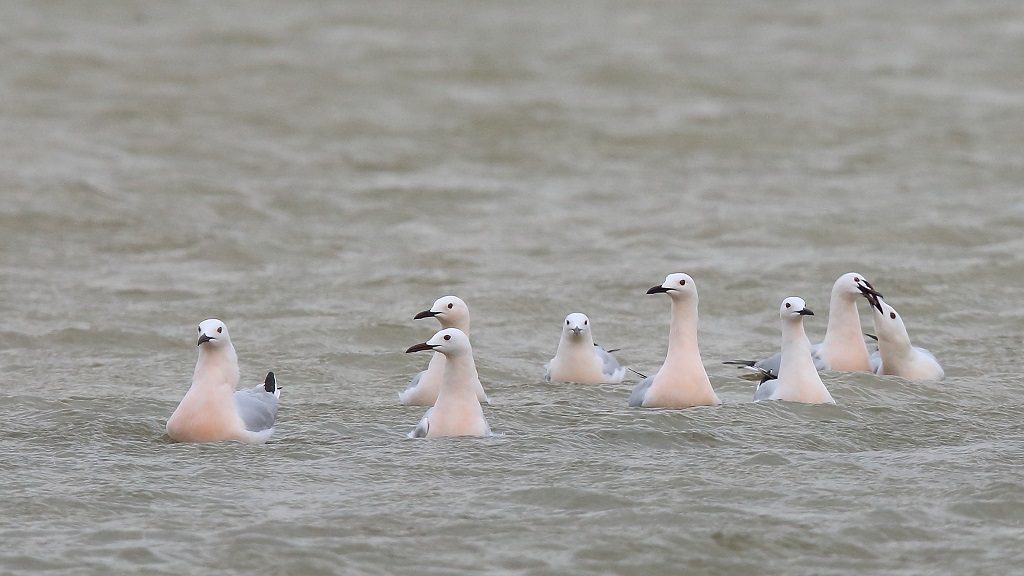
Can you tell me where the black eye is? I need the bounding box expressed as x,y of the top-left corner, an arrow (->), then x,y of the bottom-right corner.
785,302 -> 792,308
217,327 -> 223,333
890,312 -> 896,319
854,277 -> 861,283
443,334 -> 451,341
584,320 -> 588,325
679,279 -> 686,286
198,326 -> 201,332
447,303 -> 453,309
566,319 -> 570,325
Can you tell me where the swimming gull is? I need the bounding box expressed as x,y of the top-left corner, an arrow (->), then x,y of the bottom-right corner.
544,312 -> 626,384
629,273 -> 721,409
728,272 -> 882,377
166,319 -> 280,443
754,297 -> 835,404
399,295 -> 490,406
865,294 -> 945,381
405,328 -> 492,438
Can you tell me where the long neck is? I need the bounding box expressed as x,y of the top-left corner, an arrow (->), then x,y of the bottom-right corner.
819,292 -> 871,370
192,344 -> 239,392
780,318 -> 815,374
436,351 -> 478,403
666,298 -> 700,362
441,318 -> 470,336
824,291 -> 857,340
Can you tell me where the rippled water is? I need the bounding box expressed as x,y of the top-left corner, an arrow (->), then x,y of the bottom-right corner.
3,1 -> 1024,574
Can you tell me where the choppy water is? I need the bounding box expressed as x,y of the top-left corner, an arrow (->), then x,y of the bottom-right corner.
3,1 -> 1024,574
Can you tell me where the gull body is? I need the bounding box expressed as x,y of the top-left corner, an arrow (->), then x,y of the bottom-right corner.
166,319 -> 280,443
544,312 -> 625,384
733,273 -> 881,377
754,297 -> 835,404
399,295 -> 490,405
867,297 -> 944,381
629,273 -> 721,409
406,328 -> 491,438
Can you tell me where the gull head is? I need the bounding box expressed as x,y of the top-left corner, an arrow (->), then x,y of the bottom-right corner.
406,328 -> 472,356
871,299 -> 911,344
647,272 -> 697,302
780,297 -> 814,320
197,318 -> 231,347
414,295 -> 470,331
561,312 -> 593,339
835,272 -> 883,303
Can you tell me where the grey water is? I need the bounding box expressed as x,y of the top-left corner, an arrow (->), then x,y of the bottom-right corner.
2,1 -> 1023,574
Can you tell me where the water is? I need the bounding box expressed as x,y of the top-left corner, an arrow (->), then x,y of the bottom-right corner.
2,1 -> 1023,574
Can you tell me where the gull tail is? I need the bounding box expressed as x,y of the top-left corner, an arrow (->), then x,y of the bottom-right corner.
264,372 -> 281,398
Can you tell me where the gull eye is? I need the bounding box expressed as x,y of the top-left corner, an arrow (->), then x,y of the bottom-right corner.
443,334 -> 451,341
584,320 -> 588,325
217,327 -> 223,333
198,326 -> 201,332
786,302 -> 792,308
679,279 -> 686,286
854,277 -> 861,283
890,312 -> 896,319
447,303 -> 454,309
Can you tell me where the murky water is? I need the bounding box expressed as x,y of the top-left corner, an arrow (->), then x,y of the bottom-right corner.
2,1 -> 1023,574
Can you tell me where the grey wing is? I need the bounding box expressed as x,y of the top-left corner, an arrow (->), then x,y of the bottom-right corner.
809,342 -> 828,371
754,352 -> 782,377
628,376 -> 654,407
915,346 -> 938,362
233,385 -> 279,433
543,361 -> 552,382
869,349 -> 881,374
405,370 -> 425,393
407,408 -> 432,439
596,346 -> 623,378
753,379 -> 777,401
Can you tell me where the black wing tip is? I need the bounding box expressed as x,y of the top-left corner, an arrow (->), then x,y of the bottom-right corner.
264,371 -> 277,393
723,360 -> 757,367
627,367 -> 648,380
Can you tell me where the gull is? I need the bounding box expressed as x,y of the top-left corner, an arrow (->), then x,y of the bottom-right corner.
544,312 -> 626,384
405,328 -> 492,438
399,295 -> 490,406
865,294 -> 945,381
629,273 -> 721,409
754,297 -> 835,404
727,272 -> 882,377
166,319 -> 280,443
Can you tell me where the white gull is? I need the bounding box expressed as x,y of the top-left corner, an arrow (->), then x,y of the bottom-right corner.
166,319 -> 280,443
405,328 -> 492,438
754,297 -> 835,404
629,273 -> 721,409
544,312 -> 626,384
866,294 -> 945,381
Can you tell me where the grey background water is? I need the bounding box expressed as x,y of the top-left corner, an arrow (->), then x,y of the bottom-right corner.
2,1 -> 1023,574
